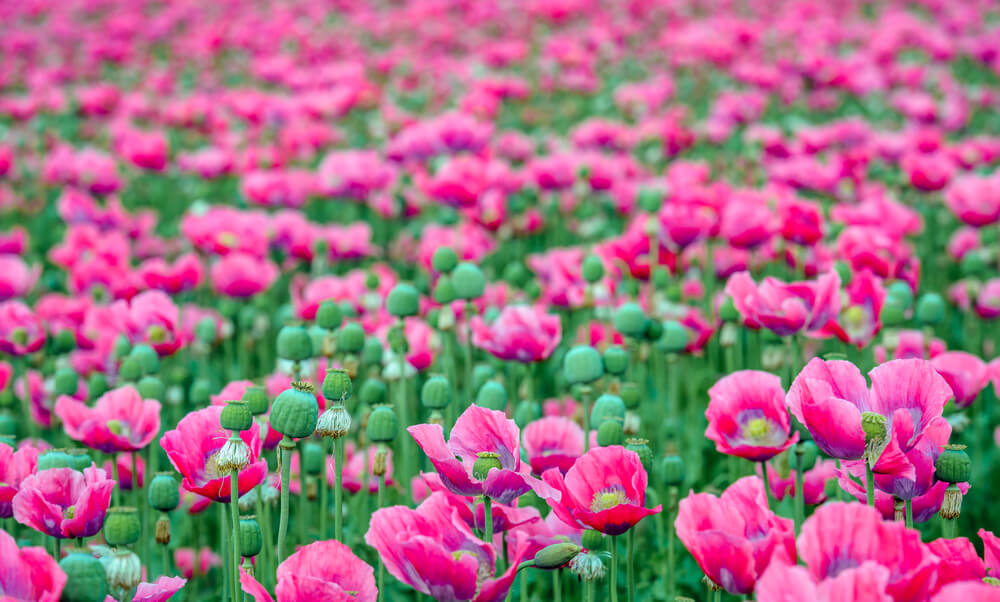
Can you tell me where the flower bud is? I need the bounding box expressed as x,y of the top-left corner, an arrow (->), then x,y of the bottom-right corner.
155,515 -> 171,545
659,455 -> 685,487
104,507 -> 141,547
452,262 -> 486,300
112,335 -> 132,359
796,440 -> 819,472
433,275 -> 457,304
60,549 -> 108,602
129,344 -> 159,375
421,375 -> 451,410
53,328 -> 77,353
373,444 -> 389,476
473,452 -> 502,480
336,322 -> 366,354
316,300 -> 343,331
242,386 -> 270,416
935,444 -> 971,484
581,254 -> 605,284
301,441 -> 325,476
719,296 -> 740,322
887,281 -> 914,310
221,399 -> 253,432
833,260 -> 852,286
53,367 -> 79,397
387,284 -> 420,318
239,516 -> 263,558
190,379 -> 212,405
637,187 -> 662,212
276,325 -> 313,362
620,382 -> 640,410
613,303 -> 647,339
657,320 -> 689,353
879,298 -> 906,327
87,373 -> 109,401
118,357 -> 143,383
476,381 -> 507,411
136,376 -> 164,401
602,346 -> 628,376
563,345 -> 604,385
534,543 -> 582,569
149,473 -> 180,512
915,293 -> 945,326
366,405 -> 397,443
512,400 -> 540,429
270,382 -> 319,439
432,247 -> 459,273
580,529 -> 603,550
596,421 -> 624,446
359,379 -> 386,406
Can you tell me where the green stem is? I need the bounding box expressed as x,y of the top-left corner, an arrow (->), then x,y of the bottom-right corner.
334,438 -> 345,541
377,472 -> 386,602
230,470 -> 241,602
609,536 -> 619,602
627,529 -> 635,602
581,386 -> 592,452
219,503 -> 230,602
942,516 -> 957,538
553,569 -> 562,602
253,487 -> 274,590
277,438 -> 293,565
298,472 -> 308,545
865,460 -> 875,507
905,498 -> 913,529
320,438 -> 329,540
793,444 -> 805,534
761,461 -> 777,511
586,580 -> 595,602
667,487 -> 677,600
713,587 -> 722,602
111,457 -> 121,507
483,496 -> 494,546
465,318 -> 475,410
396,334 -> 412,484
162,543 -> 170,578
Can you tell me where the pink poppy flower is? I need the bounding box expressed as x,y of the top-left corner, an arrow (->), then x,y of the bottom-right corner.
161,405 -> 268,503
706,371 -> 798,462
947,227 -> 980,261
930,351 -> 988,407
365,491 -> 524,602
210,380 -> 256,407
115,576 -> 187,602
13,466 -> 115,539
210,252 -> 279,298
979,528 -> 1000,574
326,441 -> 395,494
759,459 -> 838,505
724,270 -> 841,336
874,329 -> 945,363
786,358 -> 950,461
817,269 -> 886,348
720,191 -> 779,249
0,443 -> 38,518
413,472 -> 541,534
408,406 -> 556,505
0,254 -> 39,300
0,301 -> 46,355
542,445 -> 660,536
17,370 -> 55,429
658,200 -> 716,250
527,247 -> 589,308
902,151 -> 954,192
137,253 -> 203,294
317,150 -> 396,201
778,196 -> 824,246
522,416 -> 584,475
756,556 -> 892,602
944,173 -> 1000,228
932,582 -> 1000,601
0,527 -> 65,602
675,476 -> 794,594
976,278 -> 1000,319
111,291 -> 182,356
927,537 -> 986,593
470,305 -> 562,363
56,385 -> 161,453
174,548 -> 222,579
418,223 -> 496,271
240,539 -> 376,602
104,452 -> 145,491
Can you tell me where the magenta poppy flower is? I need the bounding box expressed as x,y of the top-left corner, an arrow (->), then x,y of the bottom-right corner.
527,248 -> 589,308
13,466 -> 115,539
240,539 -> 375,602
137,253 -> 203,294
786,358 -> 951,461
719,192 -> 779,249
817,269 -> 886,348
56,385 -> 161,453
979,528 -> 1000,574
675,476 -> 794,594
759,458 -> 838,505
0,300 -> 46,355
408,405 -> 556,505
0,254 -> 39,301
875,329 -> 946,363
778,196 -> 824,246
470,305 -> 562,363
0,527 -> 65,602
104,452 -> 145,491
210,252 -> 279,298
658,200 -> 716,250
114,576 -> 187,602
542,445 -> 660,536
161,405 -> 268,503
365,491 -> 523,602
705,370 -> 798,462
976,278 -> 1000,319
111,291 -> 182,356
174,548 -> 221,579
944,173 -> 1000,228
927,537 -> 986,593
724,270 -> 840,336
930,351 -> 988,407
932,582 -> 1000,601
522,416 -> 584,475
326,441 -> 394,494
0,443 -> 38,518
902,151 -> 954,192
757,556 -> 893,602
414,472 -> 542,533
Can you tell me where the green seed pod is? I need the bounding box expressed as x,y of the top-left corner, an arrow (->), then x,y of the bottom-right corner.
534,543 -> 582,569
719,297 -> 740,322
220,399 -> 253,432
276,325 -> 313,362
651,267 -> 670,290
432,246 -> 459,273
514,400 -> 541,428
128,344 -> 159,375
915,293 -> 945,326
886,281 -> 914,310
112,335 -> 132,360
53,367 -> 79,396
643,320 -> 663,342
602,346 -> 628,376
620,382 -> 641,410
104,507 -> 141,547
960,250 -> 987,276
67,449 -> 92,471
613,303 -> 647,338
359,379 -> 386,406
659,455 -> 685,487
38,449 -> 75,470
581,254 -> 605,284
580,529 -> 603,550
336,322 -> 366,354
879,299 -> 906,327
472,452 -> 502,480
637,187 -> 662,213
833,260 -> 852,286
270,382 -> 319,439
596,420 -> 624,446
190,379 -> 212,405
148,473 -> 180,512
473,364 -> 497,392
59,549 -> 108,602
797,440 -> 819,472
421,375 -> 451,410
136,376 -> 164,401
322,369 -> 353,402
657,320 -> 689,353
302,441 -> 325,475
935,444 -> 971,484
362,336 -> 384,366
366,405 -> 397,443
503,263 -> 529,288
87,372 -> 109,401
625,438 -> 653,472
242,386 -> 270,416
315,300 -> 343,331
195,317 -> 218,344
53,328 -> 77,354
452,262 -> 485,300
387,284 -> 420,318
563,345 -> 604,385
590,394 -> 626,427
118,357 -> 142,383
476,381 -> 507,411
433,274 -> 457,304
239,517 -> 263,558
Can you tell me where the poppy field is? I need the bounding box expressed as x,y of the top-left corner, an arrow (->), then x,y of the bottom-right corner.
3,0 -> 1000,600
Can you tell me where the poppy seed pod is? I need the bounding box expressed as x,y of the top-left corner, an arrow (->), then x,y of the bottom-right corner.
322,369 -> 353,402
104,507 -> 141,547
475,380 -> 507,411
659,455 -> 685,487
105,549 -> 141,600
129,345 -> 159,375
796,440 -> 819,472
915,292 -> 945,326
315,300 -> 343,331
625,438 -> 653,472
514,400 -> 541,428
886,281 -> 914,310
38,449 -> 75,470
452,262 -> 485,300
879,298 -> 906,327
118,357 -> 143,382
221,399 -> 253,432
53,367 -> 78,397
719,297 -> 740,322
362,337 -> 384,366
190,378 -> 212,405
359,379 -> 386,406
242,386 -> 270,416
643,319 -> 663,342
420,375 -> 451,410
613,303 -> 647,338
302,441 -> 325,475
149,472 -> 180,512
270,382 -> 319,439
534,543 -> 582,569
366,405 -> 397,443
276,325 -> 313,362
581,254 -> 605,284
336,322 -> 366,354
53,328 -> 77,353
112,335 -> 132,359
67,449 -> 93,471
581,529 -> 603,550
195,317 -> 217,344
657,320 -> 689,353
432,246 -> 459,273
136,375 -> 164,401
433,274 -> 457,305
602,346 -> 628,376
597,420 -> 624,446
472,452 -> 502,480
935,444 -> 971,484
564,345 -> 604,385
590,394 -> 625,428
87,372 -> 109,401
620,382 -> 641,410
59,550 -> 108,602
387,283 -> 420,318
239,516 -> 263,558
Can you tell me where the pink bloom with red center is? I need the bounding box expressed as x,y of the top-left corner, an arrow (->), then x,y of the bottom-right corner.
0,527 -> 65,602
944,173 -> 1000,227
0,301 -> 46,355
759,459 -> 838,505
211,252 -> 279,298
111,291 -> 182,356
119,576 -> 187,602
930,351 -> 988,407
720,191 -> 779,249
674,476 -> 794,594
317,149 -> 396,201
778,196 -> 824,246
470,305 -> 562,363
16,370 -> 54,428
658,200 -> 716,250
137,253 -> 203,294
522,416 -> 584,475
724,270 -> 841,336
174,548 -> 222,579
408,405 -> 557,505
947,227 -> 980,261
326,441 -> 394,494
787,358 -> 951,461
0,443 -> 38,518
56,386 -> 161,453
706,371 -> 798,462
240,540 -> 376,602
13,465 -> 115,539
902,151 -> 954,192
542,445 -> 660,536
161,406 -> 268,503
0,254 -> 39,300
365,491 -> 524,602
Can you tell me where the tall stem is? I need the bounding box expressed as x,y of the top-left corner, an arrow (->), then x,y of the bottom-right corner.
905,498 -> 913,529
377,472 -> 386,602
229,470 -> 241,602
320,438 -> 329,540
581,386 -> 592,452
219,503 -> 230,602
111,456 -> 121,507
793,444 -> 805,534
609,535 -> 619,602
553,569 -> 562,602
277,437 -> 293,565
334,438 -> 345,541
667,486 -> 677,600
865,460 -> 875,507
483,496 -> 494,546
465,318 -> 475,410
627,529 -> 635,602
761,461 -> 777,510
253,487 -> 274,590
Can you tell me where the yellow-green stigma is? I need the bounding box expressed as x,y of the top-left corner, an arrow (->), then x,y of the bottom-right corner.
64,505 -> 76,520
147,325 -> 166,343
742,418 -> 773,443
590,485 -> 632,512
106,419 -> 125,436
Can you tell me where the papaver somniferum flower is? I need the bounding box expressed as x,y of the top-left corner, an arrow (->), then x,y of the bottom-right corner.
0,443 -> 38,518
522,416 -> 585,475
724,270 -> 840,336
55,385 -> 161,453
210,251 -> 279,298
0,300 -> 47,355
755,502 -> 939,602
161,405 -> 267,502
365,491 -> 524,601
0,527 -> 65,601
705,370 -> 797,461
469,304 -> 562,363
674,476 -> 794,595
13,465 -> 115,539
786,358 -> 950,462
929,351 -> 988,408
240,539 -> 376,602
542,445 -> 660,536
111,290 -> 182,356
408,405 -> 557,504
